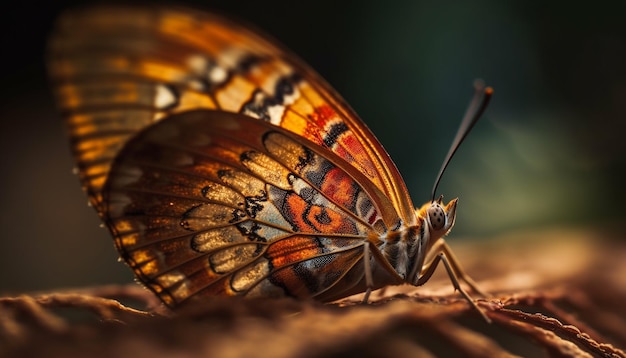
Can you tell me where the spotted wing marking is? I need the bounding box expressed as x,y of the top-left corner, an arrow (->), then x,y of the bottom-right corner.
49,6 -> 414,224
105,111 -> 391,305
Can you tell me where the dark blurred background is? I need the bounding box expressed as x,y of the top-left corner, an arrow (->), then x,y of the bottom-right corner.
0,1 -> 624,293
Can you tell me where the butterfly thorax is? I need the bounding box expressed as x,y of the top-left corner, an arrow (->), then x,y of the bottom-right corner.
377,197 -> 458,287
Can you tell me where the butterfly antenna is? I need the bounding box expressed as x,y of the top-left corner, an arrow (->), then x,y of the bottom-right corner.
431,80 -> 494,202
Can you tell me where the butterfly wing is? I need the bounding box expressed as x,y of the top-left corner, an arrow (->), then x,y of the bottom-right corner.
48,5 -> 415,226
106,110 -> 401,306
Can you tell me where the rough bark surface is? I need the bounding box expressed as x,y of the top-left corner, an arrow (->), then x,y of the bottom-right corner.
1,229 -> 624,357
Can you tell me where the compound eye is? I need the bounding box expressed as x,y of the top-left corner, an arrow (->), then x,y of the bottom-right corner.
428,204 -> 446,230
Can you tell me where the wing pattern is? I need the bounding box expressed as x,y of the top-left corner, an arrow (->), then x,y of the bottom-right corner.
49,6 -> 414,223
48,5 -> 486,313
106,111 -> 397,306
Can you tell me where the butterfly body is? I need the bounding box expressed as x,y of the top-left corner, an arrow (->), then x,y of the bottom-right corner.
50,6 -> 485,312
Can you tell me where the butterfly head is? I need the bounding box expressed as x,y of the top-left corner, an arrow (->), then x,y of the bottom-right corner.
418,195 -> 458,239
406,196 -> 458,285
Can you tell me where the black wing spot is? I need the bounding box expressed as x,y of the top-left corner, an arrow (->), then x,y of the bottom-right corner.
323,122 -> 349,148
229,208 -> 247,223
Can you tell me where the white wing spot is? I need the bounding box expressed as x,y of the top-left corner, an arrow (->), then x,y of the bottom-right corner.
154,84 -> 178,110
209,66 -> 228,84
267,104 -> 286,125
282,86 -> 300,105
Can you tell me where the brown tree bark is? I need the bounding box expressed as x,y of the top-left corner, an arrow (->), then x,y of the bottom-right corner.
1,228 -> 624,357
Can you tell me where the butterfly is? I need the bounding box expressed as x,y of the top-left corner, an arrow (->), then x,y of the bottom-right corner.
48,5 -> 492,319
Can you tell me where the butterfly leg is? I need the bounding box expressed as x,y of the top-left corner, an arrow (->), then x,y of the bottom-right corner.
422,238 -> 487,297
361,241 -> 373,304
417,239 -> 491,323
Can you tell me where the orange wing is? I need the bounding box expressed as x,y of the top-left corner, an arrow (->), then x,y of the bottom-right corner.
104,111 -> 400,306
48,5 -> 415,227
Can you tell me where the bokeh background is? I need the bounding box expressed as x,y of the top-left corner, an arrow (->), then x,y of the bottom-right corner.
0,1 -> 624,293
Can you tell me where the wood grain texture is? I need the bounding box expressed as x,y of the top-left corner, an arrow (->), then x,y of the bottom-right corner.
1,228 -> 624,357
